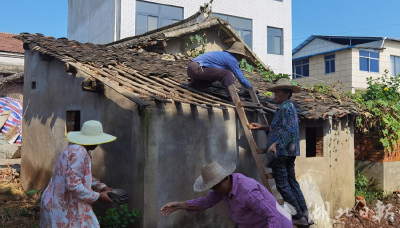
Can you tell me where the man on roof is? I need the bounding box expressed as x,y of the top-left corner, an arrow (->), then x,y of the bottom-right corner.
186,42 -> 252,100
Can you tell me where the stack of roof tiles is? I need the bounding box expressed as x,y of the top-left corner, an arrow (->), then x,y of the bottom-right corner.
107,189 -> 129,204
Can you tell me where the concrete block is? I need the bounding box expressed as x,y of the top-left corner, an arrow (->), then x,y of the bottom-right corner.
0,144 -> 21,159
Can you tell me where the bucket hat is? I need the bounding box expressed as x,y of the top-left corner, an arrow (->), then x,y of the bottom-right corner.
225,42 -> 247,57
67,120 -> 116,146
193,161 -> 236,192
267,78 -> 301,93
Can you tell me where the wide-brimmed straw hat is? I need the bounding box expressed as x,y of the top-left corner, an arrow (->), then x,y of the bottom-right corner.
193,161 -> 236,192
67,120 -> 116,146
225,42 -> 247,57
267,78 -> 301,93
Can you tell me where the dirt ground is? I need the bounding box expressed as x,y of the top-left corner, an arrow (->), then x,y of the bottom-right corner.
0,174 -> 40,227
335,193 -> 400,227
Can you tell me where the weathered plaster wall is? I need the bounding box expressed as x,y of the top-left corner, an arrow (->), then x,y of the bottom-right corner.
67,0 -> 116,44
22,50 -> 144,226
22,50 -> 265,227
22,50 -> 355,226
296,118 -> 355,217
140,102 -> 263,227
165,29 -> 230,56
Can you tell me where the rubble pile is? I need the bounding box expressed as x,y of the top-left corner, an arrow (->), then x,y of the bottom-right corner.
0,163 -> 20,183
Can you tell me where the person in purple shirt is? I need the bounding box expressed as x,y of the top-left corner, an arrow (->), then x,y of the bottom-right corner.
160,161 -> 292,228
187,42 -> 252,100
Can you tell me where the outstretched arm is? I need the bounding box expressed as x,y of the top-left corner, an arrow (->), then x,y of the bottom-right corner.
160,191 -> 224,217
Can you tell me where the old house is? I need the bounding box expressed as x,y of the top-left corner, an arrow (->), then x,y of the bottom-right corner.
18,6 -> 359,227
67,0 -> 292,74
0,32 -> 24,77
292,35 -> 400,93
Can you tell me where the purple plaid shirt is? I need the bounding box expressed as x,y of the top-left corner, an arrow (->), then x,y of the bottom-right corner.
186,173 -> 292,228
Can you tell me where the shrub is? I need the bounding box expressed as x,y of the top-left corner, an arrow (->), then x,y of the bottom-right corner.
355,171 -> 383,204
96,204 -> 140,228
353,70 -> 400,152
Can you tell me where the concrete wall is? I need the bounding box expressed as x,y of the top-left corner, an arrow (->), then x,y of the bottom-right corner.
294,49 -> 353,89
292,38 -> 346,59
0,52 -> 24,74
296,118 -> 355,216
355,160 -> 400,192
68,0 -> 116,44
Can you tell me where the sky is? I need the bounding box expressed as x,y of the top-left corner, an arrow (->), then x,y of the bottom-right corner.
1,0 -> 400,50
292,0 -> 400,49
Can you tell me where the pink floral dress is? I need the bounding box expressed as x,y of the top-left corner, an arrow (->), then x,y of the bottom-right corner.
40,144 -> 106,228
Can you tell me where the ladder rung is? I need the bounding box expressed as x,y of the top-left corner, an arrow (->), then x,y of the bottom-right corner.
255,109 -> 267,114
277,199 -> 285,205
265,173 -> 274,179
239,101 -> 262,109
257,149 -> 267,154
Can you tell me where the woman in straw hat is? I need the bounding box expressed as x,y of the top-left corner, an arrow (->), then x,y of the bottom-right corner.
40,120 -> 116,228
160,161 -> 292,228
187,41 -> 252,100
249,78 -> 313,227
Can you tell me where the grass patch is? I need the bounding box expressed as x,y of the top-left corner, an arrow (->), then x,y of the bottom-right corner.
4,187 -> 12,196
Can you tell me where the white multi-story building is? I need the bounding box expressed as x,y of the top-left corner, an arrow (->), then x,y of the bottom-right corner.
292,35 -> 400,92
67,0 -> 292,74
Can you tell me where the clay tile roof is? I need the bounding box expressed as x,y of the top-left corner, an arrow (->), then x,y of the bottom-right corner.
16,32 -> 363,120
0,32 -> 24,54
14,4 -> 362,120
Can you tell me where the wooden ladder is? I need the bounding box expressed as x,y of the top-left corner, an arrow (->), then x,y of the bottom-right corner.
228,85 -> 284,205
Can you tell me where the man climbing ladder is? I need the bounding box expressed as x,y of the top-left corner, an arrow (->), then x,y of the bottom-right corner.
249,78 -> 314,227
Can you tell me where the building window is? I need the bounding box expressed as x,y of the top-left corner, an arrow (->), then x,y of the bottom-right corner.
66,111 -> 81,133
324,54 -> 335,74
267,27 -> 283,55
31,81 -> 36,89
135,1 -> 183,35
292,59 -> 309,79
391,56 -> 400,76
359,50 -> 379,73
212,13 -> 252,49
306,127 -> 323,157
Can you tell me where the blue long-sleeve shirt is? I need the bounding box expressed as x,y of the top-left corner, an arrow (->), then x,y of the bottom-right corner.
266,100 -> 300,156
193,51 -> 252,88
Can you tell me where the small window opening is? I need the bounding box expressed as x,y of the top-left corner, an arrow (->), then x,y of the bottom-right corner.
66,111 -> 81,132
306,127 -> 323,157
31,81 -> 36,89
